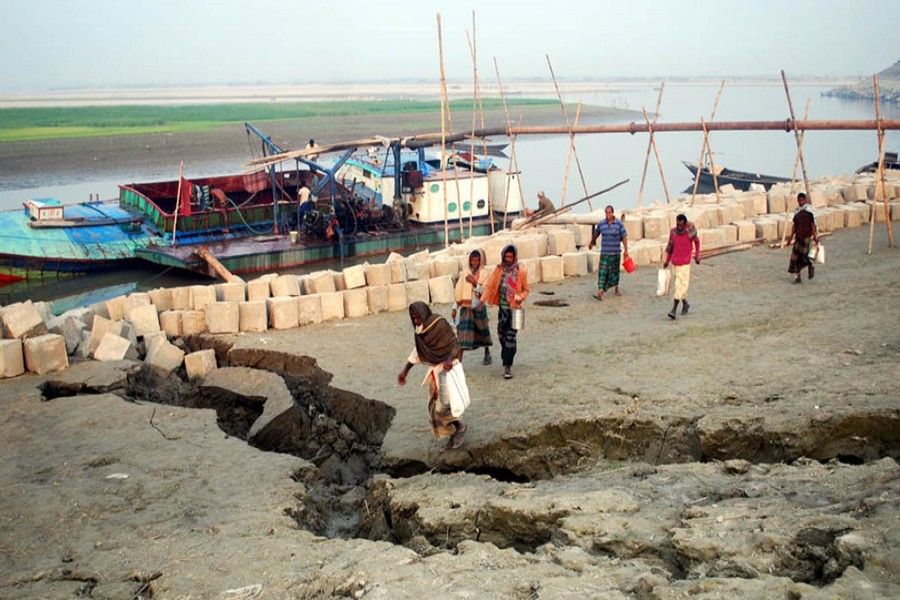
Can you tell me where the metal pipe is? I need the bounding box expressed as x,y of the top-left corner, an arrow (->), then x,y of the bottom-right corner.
505,120 -> 900,135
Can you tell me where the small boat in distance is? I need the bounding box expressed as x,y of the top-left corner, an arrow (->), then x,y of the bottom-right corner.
855,152 -> 900,174
682,161 -> 790,192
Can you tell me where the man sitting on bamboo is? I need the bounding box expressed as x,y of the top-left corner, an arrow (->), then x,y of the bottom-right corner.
526,191 -> 555,218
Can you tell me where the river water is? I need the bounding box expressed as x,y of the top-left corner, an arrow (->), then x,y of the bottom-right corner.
1,82 -> 897,305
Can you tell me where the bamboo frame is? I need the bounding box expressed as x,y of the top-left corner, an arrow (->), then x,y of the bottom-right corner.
691,80 -> 725,205
561,101 -> 583,210
467,14 -> 494,237
642,106 -> 671,204
869,74 -> 894,252
781,70 -> 811,199
546,55 -> 591,208
638,83 -> 665,208
436,13 -> 449,246
700,116 -> 721,203
781,99 -> 811,248
494,57 -> 524,230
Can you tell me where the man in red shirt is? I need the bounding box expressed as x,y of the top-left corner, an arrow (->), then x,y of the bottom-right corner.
663,214 -> 701,319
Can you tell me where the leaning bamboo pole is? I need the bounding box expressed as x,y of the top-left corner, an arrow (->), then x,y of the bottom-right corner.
638,83 -> 665,208
467,16 -> 494,236
466,30 -> 478,241
560,101 -> 583,210
781,99 -> 812,248
171,160 -> 184,247
780,71 -> 811,199
691,80 -> 725,205
493,57 -> 524,230
642,106 -> 671,204
436,13 -> 449,247
700,116 -> 721,203
546,55 -> 591,208
873,74 -> 894,249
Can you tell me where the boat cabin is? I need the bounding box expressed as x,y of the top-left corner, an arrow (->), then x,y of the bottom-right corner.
25,199 -> 64,221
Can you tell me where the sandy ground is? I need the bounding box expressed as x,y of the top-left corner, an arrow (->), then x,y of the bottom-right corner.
1,223 -> 898,598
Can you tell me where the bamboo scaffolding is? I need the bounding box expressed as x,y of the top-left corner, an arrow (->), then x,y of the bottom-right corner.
780,71 -> 811,198
642,106 -> 671,204
467,15 -> 494,236
561,101 -> 583,211
781,99 -> 812,248
691,80 -> 725,205
700,116 -> 721,203
870,74 -> 894,251
171,161 -> 184,247
638,83 -> 665,208
494,57 -> 524,230
436,13 -> 449,247
546,55 -> 591,208
466,30 -> 478,241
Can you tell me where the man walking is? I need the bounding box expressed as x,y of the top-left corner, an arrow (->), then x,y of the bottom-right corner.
786,192 -> 818,284
663,214 -> 701,319
588,205 -> 629,300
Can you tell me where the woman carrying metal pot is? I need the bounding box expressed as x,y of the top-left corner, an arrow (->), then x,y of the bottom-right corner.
481,244 -> 530,380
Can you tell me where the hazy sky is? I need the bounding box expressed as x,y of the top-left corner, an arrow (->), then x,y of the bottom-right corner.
0,0 -> 895,92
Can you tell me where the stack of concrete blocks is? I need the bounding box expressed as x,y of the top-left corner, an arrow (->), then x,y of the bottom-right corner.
205,302 -> 239,334
0,339 -> 25,378
561,252 -> 588,277
267,297 -> 299,330
1,301 -> 48,340
320,292 -> 345,322
297,295 -> 324,325
185,349 -> 217,380
540,255 -> 565,283
427,275 -> 455,305
23,334 -> 68,375
239,301 -> 268,333
145,340 -> 185,375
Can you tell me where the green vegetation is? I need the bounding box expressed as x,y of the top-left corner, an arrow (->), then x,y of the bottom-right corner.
0,98 -> 554,142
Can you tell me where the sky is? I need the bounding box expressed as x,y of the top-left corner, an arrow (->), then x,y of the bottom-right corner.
0,0 -> 896,92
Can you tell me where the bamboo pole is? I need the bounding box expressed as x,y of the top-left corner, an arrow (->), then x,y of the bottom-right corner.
874,74 -> 894,249
546,55 -> 591,208
560,101 -> 583,209
436,13 -> 449,247
171,160 -> 184,247
781,70 -> 811,199
642,106 -> 671,204
467,16 -> 494,236
781,99 -> 811,248
638,83 -> 665,208
700,116 -> 721,203
691,80 -> 725,205
467,29 -> 477,241
494,57 -> 524,230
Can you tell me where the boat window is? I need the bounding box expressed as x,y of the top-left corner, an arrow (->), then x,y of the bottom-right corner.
477,199 -> 486,209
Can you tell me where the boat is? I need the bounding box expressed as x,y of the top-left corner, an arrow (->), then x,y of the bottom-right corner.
855,152 -> 900,174
682,161 -> 791,192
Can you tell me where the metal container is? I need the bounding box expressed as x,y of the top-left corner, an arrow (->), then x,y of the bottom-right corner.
807,241 -> 818,260
511,308 -> 525,330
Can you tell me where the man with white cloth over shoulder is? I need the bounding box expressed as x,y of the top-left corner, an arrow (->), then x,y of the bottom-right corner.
398,301 -> 470,451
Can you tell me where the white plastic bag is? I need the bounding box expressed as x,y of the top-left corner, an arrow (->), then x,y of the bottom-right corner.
656,267 -> 672,296
439,363 -> 470,418
815,243 -> 825,264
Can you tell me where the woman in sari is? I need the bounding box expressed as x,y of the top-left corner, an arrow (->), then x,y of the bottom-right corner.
482,244 -> 530,379
454,249 -> 493,365
397,302 -> 469,451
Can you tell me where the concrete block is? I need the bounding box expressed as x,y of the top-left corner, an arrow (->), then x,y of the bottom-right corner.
89,300 -> 110,320
33,301 -> 53,324
621,215 -> 643,242
566,224 -> 594,247
143,331 -> 167,356
238,301 -> 268,333
387,283 -> 408,312
547,229 -> 577,255
867,200 -> 888,223
533,233 -> 549,257
733,220 -> 758,242
171,286 -> 192,310
428,275 -> 455,305
841,183 -> 868,203
364,263 -> 392,287
432,258 -> 459,279
342,264 -> 367,289
106,295 -> 126,321
247,279 -> 271,302
125,304 -> 161,338
74,330 -> 93,360
190,285 -> 216,311
148,288 -> 173,313
404,280 -> 430,305
366,286 -> 389,314
809,189 -> 828,209
46,315 -> 86,355
628,244 -> 651,267
385,253 -> 408,284
720,183 -> 737,194
540,255 -> 565,283
306,271 -> 336,294
719,224 -> 739,244
297,295 -> 323,325
181,310 -> 207,336
159,310 -> 183,338
585,250 -> 602,272
333,270 -> 349,292
343,289 -> 370,318
320,292 -> 345,322
699,228 -> 727,249
185,349 -> 217,380
748,192 -> 768,216
754,219 -> 779,242
205,302 -> 239,334
892,202 -> 900,221
514,236 -> 539,260
62,306 -> 95,330
267,297 -> 299,330
93,332 -> 135,362
122,292 -> 151,317
404,259 -> 432,281
483,238 -> 507,265
0,339 -> 25,378
839,205 -> 863,228
24,334 -> 68,375
270,275 -> 301,297
216,282 -> 246,303
88,315 -> 125,356
642,213 -> 669,240
519,258 -> 542,284
145,340 -> 185,375
767,192 -> 787,214
562,252 -> 588,276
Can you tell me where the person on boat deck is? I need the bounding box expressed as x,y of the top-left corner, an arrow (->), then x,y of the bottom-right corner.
305,139 -> 319,164
525,191 -> 555,218
663,214 -> 701,320
587,205 -> 629,300
454,249 -> 493,365
482,244 -> 529,379
297,182 -> 312,222
786,192 -> 819,284
398,302 -> 469,452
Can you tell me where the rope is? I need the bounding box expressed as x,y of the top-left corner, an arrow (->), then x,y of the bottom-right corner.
226,196 -> 274,235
